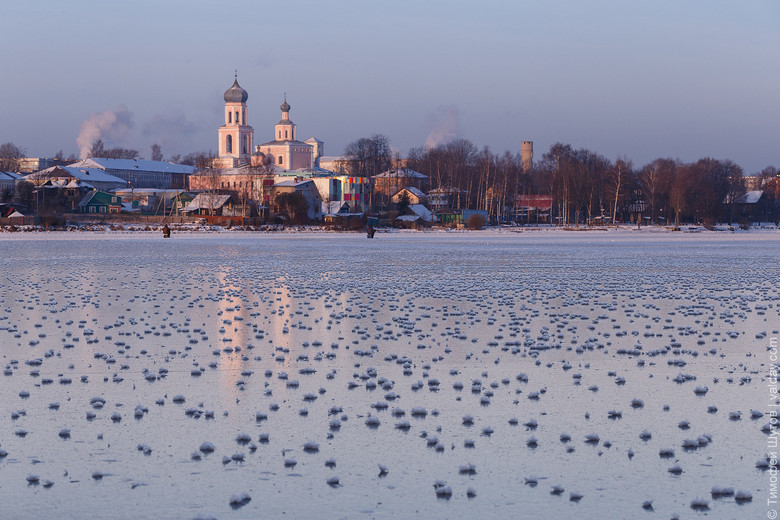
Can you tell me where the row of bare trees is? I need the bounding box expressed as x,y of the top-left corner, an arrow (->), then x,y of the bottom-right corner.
401,139 -> 774,225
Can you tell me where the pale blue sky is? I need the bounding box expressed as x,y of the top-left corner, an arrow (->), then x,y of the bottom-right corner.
3,0 -> 778,172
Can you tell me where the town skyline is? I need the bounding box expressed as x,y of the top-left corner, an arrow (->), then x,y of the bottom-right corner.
3,0 -> 778,173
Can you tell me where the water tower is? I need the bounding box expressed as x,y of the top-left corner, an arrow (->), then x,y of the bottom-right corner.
521,141 -> 533,172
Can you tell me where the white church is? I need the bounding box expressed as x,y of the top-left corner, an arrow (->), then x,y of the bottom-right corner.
212,75 -> 323,170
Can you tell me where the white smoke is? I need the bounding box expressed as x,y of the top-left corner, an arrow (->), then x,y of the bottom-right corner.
77,105 -> 135,159
424,105 -> 460,149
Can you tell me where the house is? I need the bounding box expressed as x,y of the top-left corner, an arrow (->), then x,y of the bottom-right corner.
373,168 -> 429,197
397,204 -> 436,223
78,191 -> 122,214
391,187 -> 428,205
321,200 -> 350,217
515,194 -> 553,223
272,179 -> 322,221
0,171 -> 22,196
181,193 -> 242,217
318,156 -> 355,175
113,188 -> 194,215
428,187 -> 467,210
728,190 -> 766,221
25,166 -> 127,192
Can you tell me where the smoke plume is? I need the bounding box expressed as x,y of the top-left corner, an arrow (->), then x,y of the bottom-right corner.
77,105 -> 135,159
424,105 -> 461,149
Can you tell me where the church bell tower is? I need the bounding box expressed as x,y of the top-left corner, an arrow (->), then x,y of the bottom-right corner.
216,73 -> 254,167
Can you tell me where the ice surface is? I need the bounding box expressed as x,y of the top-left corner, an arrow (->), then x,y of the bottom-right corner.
0,230 -> 773,518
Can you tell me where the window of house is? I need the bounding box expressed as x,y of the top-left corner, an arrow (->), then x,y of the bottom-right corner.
100,206 -> 106,213
89,206 -> 95,213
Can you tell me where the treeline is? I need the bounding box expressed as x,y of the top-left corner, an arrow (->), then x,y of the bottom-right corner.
342,135 -> 779,225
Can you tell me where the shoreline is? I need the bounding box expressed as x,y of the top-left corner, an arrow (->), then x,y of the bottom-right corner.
1,222 -> 779,238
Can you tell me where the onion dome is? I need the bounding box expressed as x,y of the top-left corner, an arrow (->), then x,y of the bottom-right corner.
280,98 -> 290,112
224,78 -> 248,103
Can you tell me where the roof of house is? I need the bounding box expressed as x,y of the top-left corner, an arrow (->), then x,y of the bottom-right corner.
78,191 -> 120,208
0,171 -> 22,182
275,179 -> 315,188
737,190 -> 764,204
374,168 -> 428,179
321,201 -> 349,216
68,158 -> 196,174
406,204 -> 435,222
393,186 -> 427,199
27,166 -> 127,185
182,193 -> 232,212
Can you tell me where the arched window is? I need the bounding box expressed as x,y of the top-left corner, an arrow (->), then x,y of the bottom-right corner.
235,111 -> 239,124
242,136 -> 248,154
278,156 -> 283,165
278,131 -> 281,139
228,112 -> 232,124
226,135 -> 233,153
285,130 -> 288,139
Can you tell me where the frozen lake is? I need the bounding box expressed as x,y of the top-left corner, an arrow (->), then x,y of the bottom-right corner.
0,230 -> 775,519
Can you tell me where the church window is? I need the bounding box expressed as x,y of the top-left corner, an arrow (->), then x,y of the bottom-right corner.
226,135 -> 233,153
236,111 -> 239,124
242,136 -> 248,154
285,130 -> 288,139
228,112 -> 232,124
278,156 -> 283,165
278,131 -> 281,139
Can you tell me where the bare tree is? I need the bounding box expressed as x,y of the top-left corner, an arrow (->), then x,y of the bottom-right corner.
0,142 -> 25,172
151,144 -> 163,162
609,158 -> 632,226
88,139 -> 139,160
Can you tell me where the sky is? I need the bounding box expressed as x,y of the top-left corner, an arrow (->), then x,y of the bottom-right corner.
2,0 -> 778,173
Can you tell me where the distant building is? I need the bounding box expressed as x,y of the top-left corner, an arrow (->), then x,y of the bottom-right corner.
428,187 -> 467,211
66,158 -> 193,189
272,179 -> 322,221
17,158 -> 70,173
78,191 -> 122,214
373,168 -> 429,197
113,188 -> 192,215
391,187 -> 427,205
0,171 -> 23,195
319,156 -> 354,175
515,194 -> 553,223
